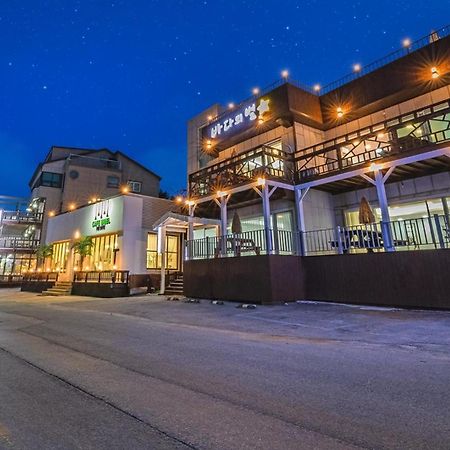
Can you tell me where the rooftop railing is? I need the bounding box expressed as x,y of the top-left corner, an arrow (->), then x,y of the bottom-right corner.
189,144 -> 294,198
67,153 -> 122,171
295,100 -> 450,183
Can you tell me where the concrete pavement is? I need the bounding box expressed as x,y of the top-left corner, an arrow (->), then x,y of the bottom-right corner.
0,289 -> 449,449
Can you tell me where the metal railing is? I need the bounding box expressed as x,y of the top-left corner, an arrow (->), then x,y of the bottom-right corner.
304,215 -> 450,255
67,154 -> 121,171
23,272 -> 59,282
185,215 -> 450,259
320,25 -> 450,94
189,144 -> 294,198
73,270 -> 129,284
0,274 -> 24,283
295,100 -> 450,182
1,211 -> 43,223
0,238 -> 40,250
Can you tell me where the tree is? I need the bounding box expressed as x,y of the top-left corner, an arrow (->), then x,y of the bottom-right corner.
36,244 -> 53,269
158,189 -> 172,200
72,236 -> 94,270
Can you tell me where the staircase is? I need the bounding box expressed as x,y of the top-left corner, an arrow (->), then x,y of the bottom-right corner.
42,281 -> 73,296
164,274 -> 184,296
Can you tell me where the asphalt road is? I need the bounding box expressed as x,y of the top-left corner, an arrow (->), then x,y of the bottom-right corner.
0,290 -> 449,449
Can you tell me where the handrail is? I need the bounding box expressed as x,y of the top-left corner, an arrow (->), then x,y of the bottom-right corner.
73,270 -> 129,284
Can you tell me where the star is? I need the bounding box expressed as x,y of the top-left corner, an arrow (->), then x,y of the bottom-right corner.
257,99 -> 270,115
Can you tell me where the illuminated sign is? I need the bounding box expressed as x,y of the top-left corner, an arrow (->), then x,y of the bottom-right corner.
206,98 -> 270,140
91,200 -> 112,231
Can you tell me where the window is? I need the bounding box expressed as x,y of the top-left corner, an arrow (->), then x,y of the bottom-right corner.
107,176 -> 120,188
39,172 -> 63,188
81,234 -> 118,271
147,233 -> 180,270
127,180 -> 142,193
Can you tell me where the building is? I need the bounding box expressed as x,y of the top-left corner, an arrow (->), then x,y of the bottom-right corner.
0,196 -> 45,275
29,146 -> 161,241
178,26 -> 450,307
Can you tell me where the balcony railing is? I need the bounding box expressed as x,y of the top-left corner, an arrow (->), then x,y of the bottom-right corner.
67,154 -> 122,171
185,215 -> 450,259
0,237 -> 40,250
295,100 -> 450,183
1,211 -> 43,223
73,270 -> 129,284
189,144 -> 294,198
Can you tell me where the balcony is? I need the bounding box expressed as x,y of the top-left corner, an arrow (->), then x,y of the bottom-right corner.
0,210 -> 43,224
295,100 -> 450,185
0,237 -> 40,251
67,154 -> 122,171
189,144 -> 294,198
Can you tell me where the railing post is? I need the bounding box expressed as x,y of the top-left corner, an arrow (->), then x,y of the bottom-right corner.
206,236 -> 210,259
336,226 -> 344,255
434,214 -> 445,249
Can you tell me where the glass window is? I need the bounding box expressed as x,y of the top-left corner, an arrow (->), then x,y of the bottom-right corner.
79,234 -> 118,271
147,233 -> 180,270
40,172 -> 63,188
127,180 -> 142,193
107,176 -> 120,188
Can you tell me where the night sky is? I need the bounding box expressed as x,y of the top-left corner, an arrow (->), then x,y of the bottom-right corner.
1,1 -> 448,197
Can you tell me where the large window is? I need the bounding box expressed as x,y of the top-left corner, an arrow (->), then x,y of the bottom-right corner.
147,233 -> 180,270
82,234 -> 118,271
39,172 -> 63,188
51,241 -> 70,271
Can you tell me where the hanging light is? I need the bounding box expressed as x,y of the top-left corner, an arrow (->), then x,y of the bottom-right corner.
431,66 -> 440,79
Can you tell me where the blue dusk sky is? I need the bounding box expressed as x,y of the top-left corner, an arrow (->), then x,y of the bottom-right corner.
0,1 -> 448,196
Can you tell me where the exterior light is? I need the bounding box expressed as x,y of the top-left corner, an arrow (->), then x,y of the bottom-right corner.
85,266 -> 90,271
370,162 -> 383,172
336,107 -> 344,118
252,87 -> 260,95
258,117 -> 264,125
257,177 -> 266,186
353,63 -> 362,73
48,210 -> 55,217
402,38 -> 411,48
207,115 -> 213,121
281,69 -> 289,79
113,265 -> 117,270
68,203 -> 76,211
185,199 -> 195,206
216,190 -> 227,198
74,230 -> 80,239
431,66 -> 440,79
121,185 -> 129,194
313,84 -> 321,92
206,139 -> 212,149
175,196 -> 183,204
228,102 -> 235,109
74,266 -> 79,272
37,268 -> 42,273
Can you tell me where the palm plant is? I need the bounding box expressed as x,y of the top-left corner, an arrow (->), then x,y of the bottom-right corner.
36,244 -> 53,269
72,236 -> 94,270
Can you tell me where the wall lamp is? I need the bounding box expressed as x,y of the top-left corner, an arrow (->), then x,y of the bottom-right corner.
431,66 -> 440,79
336,107 -> 344,118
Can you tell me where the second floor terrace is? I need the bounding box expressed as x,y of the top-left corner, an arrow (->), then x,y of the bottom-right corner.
189,100 -> 450,199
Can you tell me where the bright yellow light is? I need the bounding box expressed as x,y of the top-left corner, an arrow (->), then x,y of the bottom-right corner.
313,84 -> 321,92
431,66 -> 440,79
185,199 -> 195,206
402,38 -> 411,48
48,210 -> 55,217
68,203 -> 76,211
206,139 -> 212,149
37,268 -> 42,273
74,266 -> 79,272
257,177 -> 266,186
74,230 -> 80,239
175,196 -> 183,204
258,117 -> 264,125
353,63 -> 362,73
252,87 -> 260,95
85,266 -> 90,271
216,190 -> 227,198
336,107 -> 344,118
207,115 -> 213,121
113,265 -> 117,270
121,185 -> 129,194
281,69 -> 289,79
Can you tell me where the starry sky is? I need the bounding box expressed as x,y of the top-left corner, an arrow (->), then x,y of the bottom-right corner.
1,1 -> 448,197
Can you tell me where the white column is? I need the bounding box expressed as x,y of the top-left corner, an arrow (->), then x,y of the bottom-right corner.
261,184 -> 273,254
187,204 -> 195,241
159,225 -> 167,294
294,186 -> 308,255
373,168 -> 394,252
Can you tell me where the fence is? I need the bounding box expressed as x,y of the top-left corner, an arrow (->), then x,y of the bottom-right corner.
185,215 -> 450,259
23,272 -> 59,282
73,270 -> 129,284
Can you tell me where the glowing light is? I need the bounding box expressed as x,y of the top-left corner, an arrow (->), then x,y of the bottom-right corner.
281,69 -> 289,79
207,115 -> 213,121
228,102 -> 235,109
431,66 -> 440,79
206,139 -> 212,149
74,267 -> 79,272
258,117 -> 264,125
353,63 -> 362,73
113,265 -> 117,270
313,84 -> 321,92
121,185 -> 129,194
252,87 -> 260,95
216,190 -> 227,198
336,107 -> 344,118
48,210 -> 55,217
402,38 -> 411,48
185,199 -> 196,206
74,230 -> 80,239
175,196 -> 183,204
68,203 -> 76,211
257,177 -> 266,186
